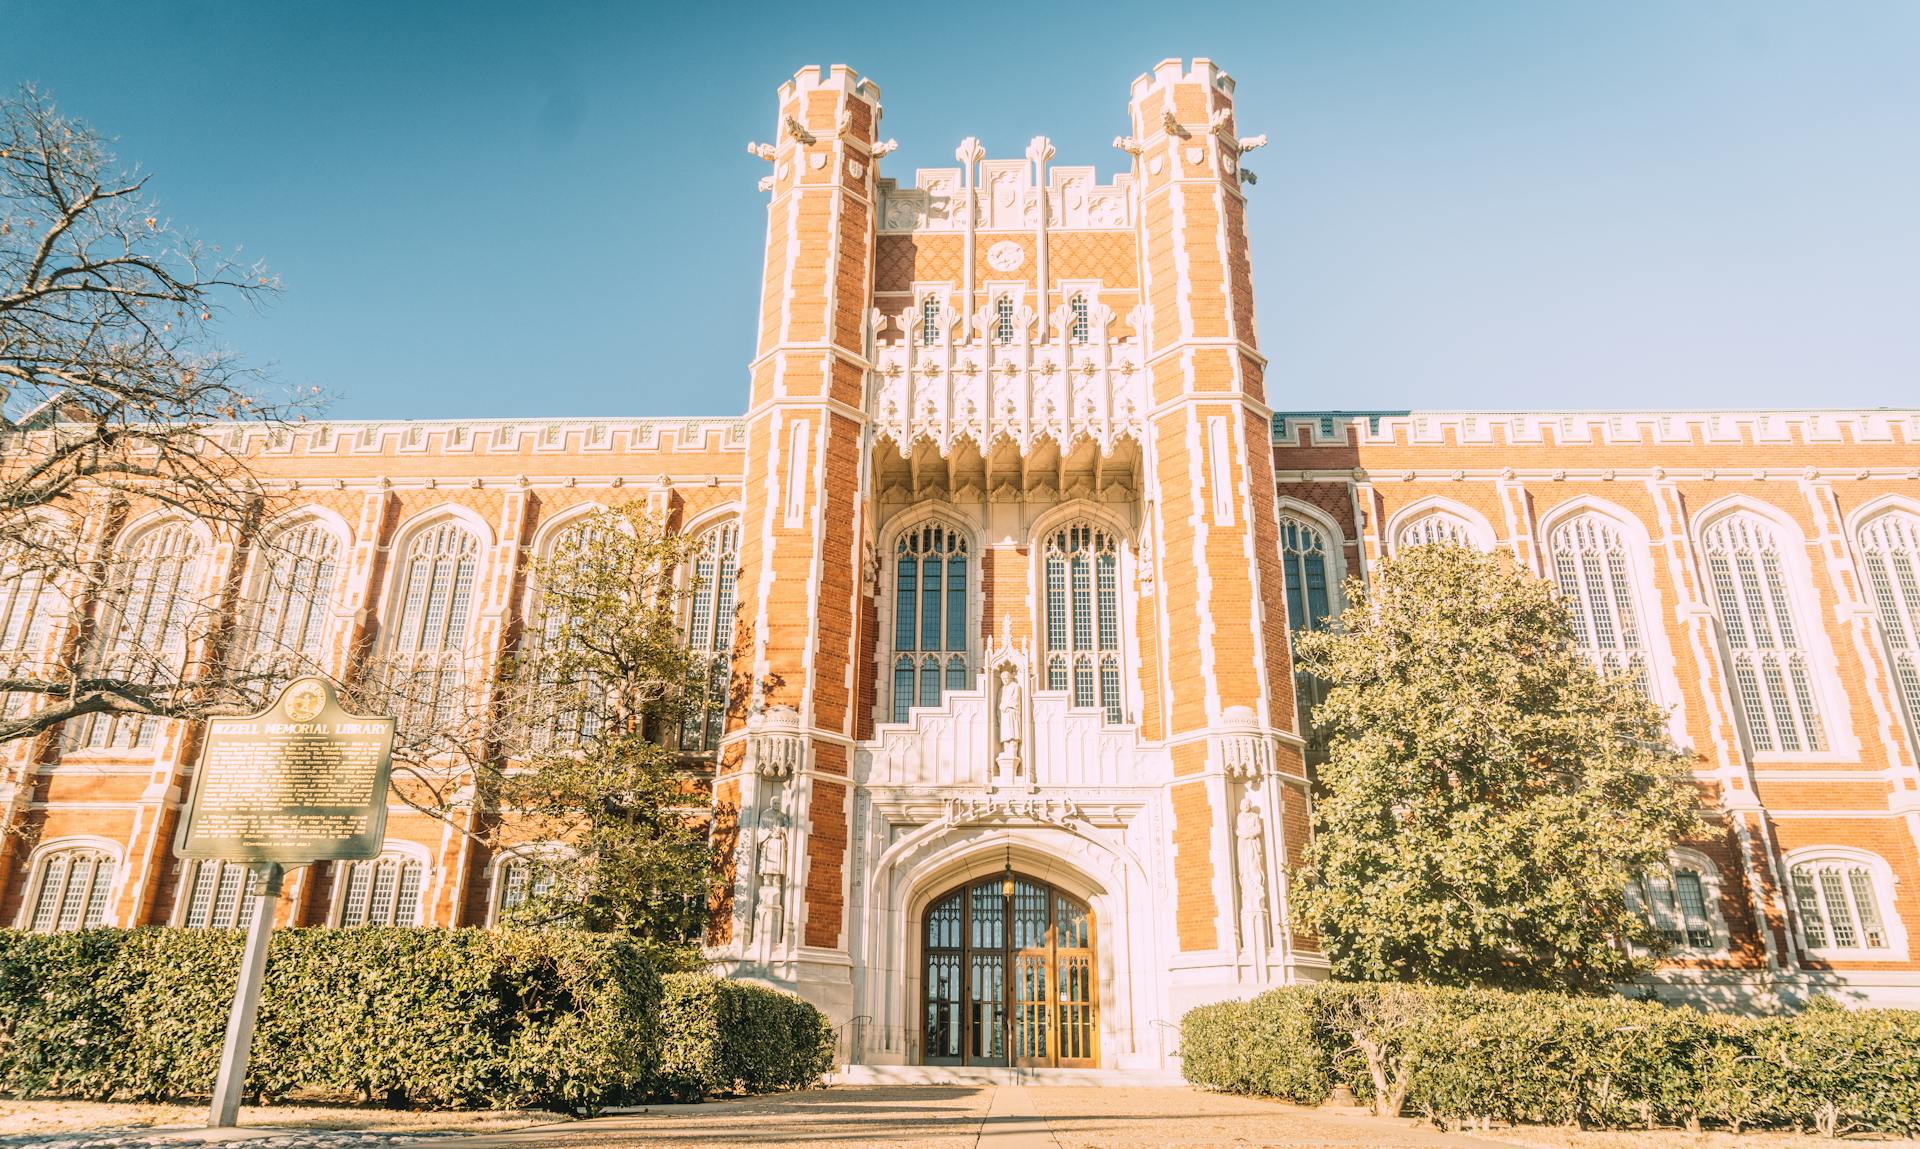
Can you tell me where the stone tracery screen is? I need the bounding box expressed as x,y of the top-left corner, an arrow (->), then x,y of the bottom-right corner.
1042,525 -> 1123,724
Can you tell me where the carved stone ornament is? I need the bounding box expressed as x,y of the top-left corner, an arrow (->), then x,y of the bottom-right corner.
986,241 -> 1024,272
745,705 -> 805,778
943,793 -> 1083,828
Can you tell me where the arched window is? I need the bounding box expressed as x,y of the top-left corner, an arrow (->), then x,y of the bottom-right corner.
994,296 -> 1015,344
1280,515 -> 1336,729
74,520 -> 202,750
1790,852 -> 1896,955
892,523 -> 969,723
1549,513 -> 1654,696
25,846 -> 115,931
1396,512 -> 1476,552
1700,514 -> 1825,753
920,295 -> 941,346
523,515 -> 625,751
381,522 -> 479,741
241,521 -> 340,695
0,530 -> 61,718
1069,293 -> 1090,344
335,854 -> 425,927
179,859 -> 259,929
682,521 -> 739,751
1628,849 -> 1725,955
495,854 -> 557,917
1042,524 -> 1123,723
1858,511 -> 1920,741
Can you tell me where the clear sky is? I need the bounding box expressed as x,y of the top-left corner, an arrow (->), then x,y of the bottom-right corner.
6,1 -> 1916,419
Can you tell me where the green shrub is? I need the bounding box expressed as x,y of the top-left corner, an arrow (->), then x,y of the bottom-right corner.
656,973 -> 833,1101
1179,982 -> 1920,1136
0,927 -> 662,1112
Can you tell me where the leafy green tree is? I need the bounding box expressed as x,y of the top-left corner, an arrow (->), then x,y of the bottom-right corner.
1288,542 -> 1702,992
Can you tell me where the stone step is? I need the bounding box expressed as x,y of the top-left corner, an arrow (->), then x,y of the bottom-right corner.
830,1064 -> 1187,1087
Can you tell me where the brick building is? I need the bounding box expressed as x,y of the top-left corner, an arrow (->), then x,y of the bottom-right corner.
4,60 -> 1920,1070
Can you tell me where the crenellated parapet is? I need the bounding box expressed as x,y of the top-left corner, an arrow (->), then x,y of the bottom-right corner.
876,165 -> 1134,233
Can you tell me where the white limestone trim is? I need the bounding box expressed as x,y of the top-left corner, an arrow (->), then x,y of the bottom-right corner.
14,834 -> 127,929
1781,845 -> 1910,962
1381,495 -> 1496,554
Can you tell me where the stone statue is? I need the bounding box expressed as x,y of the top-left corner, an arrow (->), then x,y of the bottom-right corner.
758,815 -> 787,880
1235,797 -> 1267,913
996,664 -> 1024,765
754,813 -> 788,947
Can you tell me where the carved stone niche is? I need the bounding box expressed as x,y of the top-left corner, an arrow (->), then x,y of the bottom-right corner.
745,704 -> 807,779
1214,704 -> 1273,783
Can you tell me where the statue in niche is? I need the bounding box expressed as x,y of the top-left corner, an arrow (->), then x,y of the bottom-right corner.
1235,797 -> 1268,915
755,811 -> 788,944
996,663 -> 1024,769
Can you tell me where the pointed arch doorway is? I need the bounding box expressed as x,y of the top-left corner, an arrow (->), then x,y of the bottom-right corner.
921,872 -> 1098,1067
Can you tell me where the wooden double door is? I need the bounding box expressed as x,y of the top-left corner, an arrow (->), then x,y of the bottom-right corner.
922,874 -> 1097,1067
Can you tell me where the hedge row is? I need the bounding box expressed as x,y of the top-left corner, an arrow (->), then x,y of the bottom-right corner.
656,973 -> 834,1101
0,928 -> 831,1111
1183,983 -> 1920,1137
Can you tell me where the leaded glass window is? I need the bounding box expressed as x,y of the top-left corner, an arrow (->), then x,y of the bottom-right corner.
994,296 -> 1014,344
1043,525 -> 1124,724
0,530 -> 61,719
1069,294 -> 1089,344
1633,862 -> 1716,952
181,859 -> 260,930
921,296 -> 941,346
379,522 -> 479,743
892,524 -> 969,723
27,847 -> 115,931
1550,513 -> 1654,697
1858,512 -> 1920,745
496,855 -> 557,918
240,522 -> 340,698
682,522 -> 739,751
1791,857 -> 1892,953
337,855 -> 425,927
1701,515 -> 1825,753
1280,516 -> 1335,725
72,521 -> 202,750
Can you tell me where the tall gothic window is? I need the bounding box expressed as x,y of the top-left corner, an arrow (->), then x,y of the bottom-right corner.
1549,513 -> 1654,696
73,521 -> 202,750
994,296 -> 1015,344
1043,525 -> 1123,724
0,531 -> 60,719
240,521 -> 340,697
1069,293 -> 1090,344
335,854 -> 425,927
1701,514 -> 1826,753
1858,512 -> 1920,741
180,859 -> 259,929
1791,854 -> 1894,954
1396,512 -> 1477,552
920,295 -> 941,346
26,846 -> 115,931
682,522 -> 739,751
1280,516 -> 1335,726
525,518 -> 620,751
892,523 -> 969,723
381,522 -> 479,742
1628,851 -> 1722,954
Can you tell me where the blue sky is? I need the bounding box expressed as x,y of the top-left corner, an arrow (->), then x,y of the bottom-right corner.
7,1 -> 1916,419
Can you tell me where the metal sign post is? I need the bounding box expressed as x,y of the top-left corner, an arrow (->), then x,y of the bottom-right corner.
175,677 -> 394,1130
209,862 -> 283,1127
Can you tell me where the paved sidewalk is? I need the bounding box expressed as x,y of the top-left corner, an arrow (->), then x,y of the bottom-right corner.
0,1086 -> 1556,1149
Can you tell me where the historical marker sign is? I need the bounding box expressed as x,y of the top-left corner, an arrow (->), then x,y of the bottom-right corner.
176,676 -> 395,864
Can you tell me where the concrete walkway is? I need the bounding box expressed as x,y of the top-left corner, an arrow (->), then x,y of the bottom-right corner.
441,1085 -> 1493,1149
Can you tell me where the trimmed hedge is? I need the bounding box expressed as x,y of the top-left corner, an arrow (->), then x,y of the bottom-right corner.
0,927 -> 660,1112
1182,983 -> 1920,1137
656,973 -> 834,1101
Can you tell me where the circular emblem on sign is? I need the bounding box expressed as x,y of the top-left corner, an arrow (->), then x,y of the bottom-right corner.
986,241 -> 1024,272
283,680 -> 326,723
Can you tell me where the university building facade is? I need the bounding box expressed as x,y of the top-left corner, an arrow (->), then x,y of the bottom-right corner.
4,60 -> 1920,1070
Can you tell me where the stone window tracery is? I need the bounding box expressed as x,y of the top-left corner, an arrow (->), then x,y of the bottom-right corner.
1790,852 -> 1896,955
379,521 -> 480,743
1042,524 -> 1123,724
681,521 -> 739,751
0,528 -> 61,719
1549,513 -> 1655,697
240,521 -> 340,697
1280,515 -> 1336,725
180,859 -> 259,929
25,846 -> 115,931
1858,511 -> 1920,742
1395,511 -> 1478,552
1701,514 -> 1826,753
892,523 -> 969,723
73,520 -> 202,750
335,854 -> 425,927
